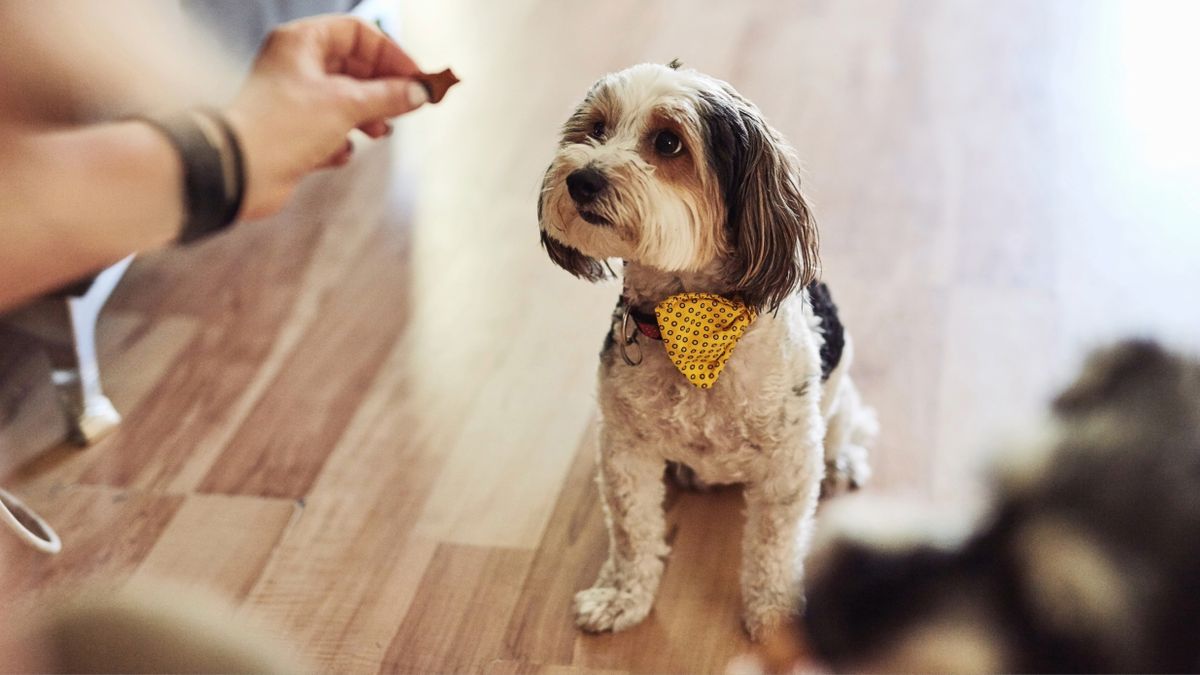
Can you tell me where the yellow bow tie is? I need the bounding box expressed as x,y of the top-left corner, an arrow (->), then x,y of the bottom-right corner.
652,293 -> 757,389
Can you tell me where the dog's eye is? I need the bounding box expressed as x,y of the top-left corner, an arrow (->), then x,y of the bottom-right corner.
590,121 -> 606,140
654,130 -> 683,157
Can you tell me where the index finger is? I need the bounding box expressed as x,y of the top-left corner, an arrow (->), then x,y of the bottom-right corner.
310,15 -> 421,79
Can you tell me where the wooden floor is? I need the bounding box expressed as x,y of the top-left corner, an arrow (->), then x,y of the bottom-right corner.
2,1 -> 1199,672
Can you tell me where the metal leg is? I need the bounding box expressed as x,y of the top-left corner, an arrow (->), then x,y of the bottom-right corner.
57,256 -> 134,444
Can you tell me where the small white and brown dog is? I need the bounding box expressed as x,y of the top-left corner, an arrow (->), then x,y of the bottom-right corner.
537,61 -> 877,638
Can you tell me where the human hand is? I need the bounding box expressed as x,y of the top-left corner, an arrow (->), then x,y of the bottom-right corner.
226,15 -> 429,219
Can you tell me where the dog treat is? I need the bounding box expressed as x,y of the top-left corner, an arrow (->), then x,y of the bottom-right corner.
415,68 -> 460,104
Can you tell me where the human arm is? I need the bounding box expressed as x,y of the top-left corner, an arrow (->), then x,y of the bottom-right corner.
0,15 -> 431,310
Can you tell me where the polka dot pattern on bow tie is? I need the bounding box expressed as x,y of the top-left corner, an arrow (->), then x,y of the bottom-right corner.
654,293 -> 757,389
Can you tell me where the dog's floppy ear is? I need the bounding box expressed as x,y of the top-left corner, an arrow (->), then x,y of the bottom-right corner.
538,165 -> 610,282
700,91 -> 819,311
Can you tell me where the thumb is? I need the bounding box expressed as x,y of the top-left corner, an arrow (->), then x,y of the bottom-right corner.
347,77 -> 428,122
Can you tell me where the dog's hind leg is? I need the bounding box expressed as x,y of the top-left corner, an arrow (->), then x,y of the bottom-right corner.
574,429 -> 669,633
819,337 -> 876,497
820,377 -> 876,497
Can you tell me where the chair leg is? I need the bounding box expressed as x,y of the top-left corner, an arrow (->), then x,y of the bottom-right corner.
47,337 -> 121,446
44,256 -> 134,446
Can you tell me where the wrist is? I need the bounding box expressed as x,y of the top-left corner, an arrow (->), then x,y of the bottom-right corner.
222,107 -> 272,220
136,108 -> 246,243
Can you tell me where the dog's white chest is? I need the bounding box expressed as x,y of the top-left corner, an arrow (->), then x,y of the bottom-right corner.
598,299 -> 822,484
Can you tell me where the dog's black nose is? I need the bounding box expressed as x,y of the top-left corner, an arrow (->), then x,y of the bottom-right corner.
566,167 -> 608,204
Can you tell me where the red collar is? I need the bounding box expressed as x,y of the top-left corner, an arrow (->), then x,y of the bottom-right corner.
629,306 -> 661,340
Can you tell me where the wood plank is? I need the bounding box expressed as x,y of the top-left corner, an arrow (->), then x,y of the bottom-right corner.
571,488 -> 753,675
380,544 -> 534,674
76,281 -> 319,491
238,335 -> 446,672
407,301 -> 606,549
503,426 -> 608,665
165,143 -> 398,493
102,312 -> 200,410
245,518 -> 438,673
195,224 -> 411,499
483,661 -> 626,675
128,493 -> 298,601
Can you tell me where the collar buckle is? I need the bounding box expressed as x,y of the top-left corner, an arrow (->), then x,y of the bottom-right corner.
619,304 -> 644,367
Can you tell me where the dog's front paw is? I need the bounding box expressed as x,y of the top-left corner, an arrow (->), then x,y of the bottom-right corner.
573,586 -> 654,633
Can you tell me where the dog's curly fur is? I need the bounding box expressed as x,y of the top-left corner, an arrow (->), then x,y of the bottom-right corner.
538,63 -> 877,638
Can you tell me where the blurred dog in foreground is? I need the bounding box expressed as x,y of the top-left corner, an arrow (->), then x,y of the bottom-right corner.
803,340 -> 1200,673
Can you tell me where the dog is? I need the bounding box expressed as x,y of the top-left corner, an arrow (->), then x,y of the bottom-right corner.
804,340 -> 1200,673
537,61 -> 877,638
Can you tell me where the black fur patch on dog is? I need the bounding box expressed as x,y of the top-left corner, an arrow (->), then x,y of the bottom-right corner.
809,282 -> 844,381
601,327 -> 615,357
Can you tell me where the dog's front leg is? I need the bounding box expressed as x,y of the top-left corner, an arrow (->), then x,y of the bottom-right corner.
574,433 -> 668,633
740,450 -> 822,640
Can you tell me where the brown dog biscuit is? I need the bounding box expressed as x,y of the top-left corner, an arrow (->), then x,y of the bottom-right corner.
414,68 -> 460,104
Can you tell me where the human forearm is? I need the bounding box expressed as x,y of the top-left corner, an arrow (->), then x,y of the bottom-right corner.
0,15 -> 435,312
0,121 -> 182,309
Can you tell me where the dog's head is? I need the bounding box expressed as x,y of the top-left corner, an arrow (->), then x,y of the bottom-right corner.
538,62 -> 818,311
803,340 -> 1200,674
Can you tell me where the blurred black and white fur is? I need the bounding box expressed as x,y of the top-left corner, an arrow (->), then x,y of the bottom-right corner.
537,62 -> 876,638
805,340 -> 1200,673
